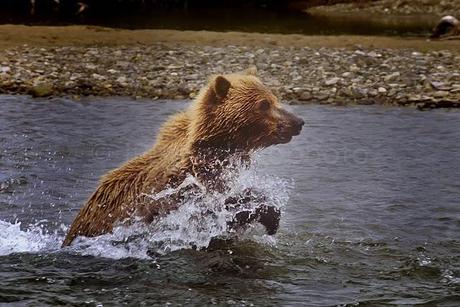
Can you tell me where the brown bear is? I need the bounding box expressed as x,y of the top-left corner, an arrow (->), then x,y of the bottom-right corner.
62,67 -> 304,247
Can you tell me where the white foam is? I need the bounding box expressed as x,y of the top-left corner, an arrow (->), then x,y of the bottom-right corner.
0,220 -> 62,256
0,155 -> 291,259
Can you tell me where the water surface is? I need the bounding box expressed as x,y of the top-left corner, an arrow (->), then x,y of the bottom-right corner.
0,96 -> 459,305
0,9 -> 436,37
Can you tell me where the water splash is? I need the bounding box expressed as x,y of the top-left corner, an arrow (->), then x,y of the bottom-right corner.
0,220 -> 62,256
0,155 -> 292,259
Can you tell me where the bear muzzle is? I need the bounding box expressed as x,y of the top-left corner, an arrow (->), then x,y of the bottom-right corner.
274,109 -> 305,144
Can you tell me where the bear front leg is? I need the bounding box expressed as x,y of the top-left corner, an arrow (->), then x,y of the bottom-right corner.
229,205 -> 281,235
225,188 -> 281,235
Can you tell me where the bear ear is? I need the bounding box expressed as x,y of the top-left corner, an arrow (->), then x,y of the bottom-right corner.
244,66 -> 258,76
213,75 -> 231,101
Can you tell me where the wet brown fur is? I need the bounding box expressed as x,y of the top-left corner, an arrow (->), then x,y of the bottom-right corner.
62,68 -> 297,246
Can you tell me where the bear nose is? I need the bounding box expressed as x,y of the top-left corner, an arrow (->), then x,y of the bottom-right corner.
294,116 -> 305,128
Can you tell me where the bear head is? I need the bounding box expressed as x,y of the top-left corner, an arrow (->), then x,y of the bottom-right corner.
190,67 -> 304,153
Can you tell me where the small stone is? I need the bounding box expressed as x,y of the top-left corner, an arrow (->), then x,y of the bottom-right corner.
408,95 -> 421,102
292,87 -> 303,93
384,72 -> 400,82
292,75 -> 302,81
354,87 -> 368,98
116,61 -> 130,68
0,66 -> 10,73
341,87 -> 355,97
299,91 -> 312,101
317,94 -> 329,101
116,76 -> 127,83
91,73 -> 105,80
388,89 -> 398,97
325,77 -> 340,86
430,81 -> 445,89
349,64 -> 360,72
367,51 -> 381,58
378,87 -> 387,93
433,91 -> 449,98
30,83 -> 53,97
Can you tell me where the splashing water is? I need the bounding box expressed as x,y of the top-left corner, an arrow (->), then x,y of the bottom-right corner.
0,220 -> 62,256
0,155 -> 292,259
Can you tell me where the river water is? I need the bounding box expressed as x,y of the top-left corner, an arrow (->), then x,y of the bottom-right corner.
0,95 -> 459,305
0,9 -> 436,37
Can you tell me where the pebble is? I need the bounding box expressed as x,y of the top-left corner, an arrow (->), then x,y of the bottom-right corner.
0,66 -> 10,73
433,91 -> 449,98
430,81 -> 444,88
92,73 -> 105,80
116,76 -> 127,83
349,64 -> 360,72
325,77 -> 340,86
384,72 -> 400,82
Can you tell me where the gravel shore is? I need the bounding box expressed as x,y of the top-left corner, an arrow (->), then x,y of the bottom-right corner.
1,43 -> 459,109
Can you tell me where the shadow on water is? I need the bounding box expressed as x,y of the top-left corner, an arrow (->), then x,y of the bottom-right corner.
99,10 -> 435,37
0,7 -> 437,36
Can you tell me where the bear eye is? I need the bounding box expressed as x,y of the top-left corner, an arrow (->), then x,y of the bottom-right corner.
259,100 -> 271,111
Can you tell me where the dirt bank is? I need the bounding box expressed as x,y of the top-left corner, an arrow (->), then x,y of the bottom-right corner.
1,25 -> 460,51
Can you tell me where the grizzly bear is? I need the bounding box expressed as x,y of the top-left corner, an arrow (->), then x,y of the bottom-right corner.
62,67 -> 304,247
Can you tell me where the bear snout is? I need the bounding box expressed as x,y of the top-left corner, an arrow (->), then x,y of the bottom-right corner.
292,116 -> 305,133
286,121 -> 303,137
283,111 -> 304,136
272,109 -> 304,144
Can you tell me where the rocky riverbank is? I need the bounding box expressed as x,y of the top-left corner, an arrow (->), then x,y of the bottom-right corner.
1,26 -> 460,109
1,44 -> 459,109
